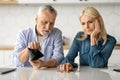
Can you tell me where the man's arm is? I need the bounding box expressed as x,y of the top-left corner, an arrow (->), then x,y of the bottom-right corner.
18,47 -> 29,63
29,59 -> 57,69
12,30 -> 29,66
19,41 -> 41,63
43,59 -> 57,67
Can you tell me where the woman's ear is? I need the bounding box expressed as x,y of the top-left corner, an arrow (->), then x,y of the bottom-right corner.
98,16 -> 103,25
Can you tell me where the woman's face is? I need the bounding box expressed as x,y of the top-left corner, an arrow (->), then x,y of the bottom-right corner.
80,15 -> 95,35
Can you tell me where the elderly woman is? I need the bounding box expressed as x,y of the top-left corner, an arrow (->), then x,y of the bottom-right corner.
59,7 -> 116,72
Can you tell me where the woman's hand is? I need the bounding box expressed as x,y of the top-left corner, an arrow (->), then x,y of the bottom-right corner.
91,17 -> 101,46
59,63 -> 73,72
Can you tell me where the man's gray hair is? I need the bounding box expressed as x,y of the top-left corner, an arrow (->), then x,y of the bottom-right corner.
37,5 -> 57,16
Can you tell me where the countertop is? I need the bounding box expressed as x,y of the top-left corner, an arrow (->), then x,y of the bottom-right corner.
114,44 -> 120,49
0,66 -> 120,80
0,45 -> 70,50
0,0 -> 17,4
0,45 -> 120,50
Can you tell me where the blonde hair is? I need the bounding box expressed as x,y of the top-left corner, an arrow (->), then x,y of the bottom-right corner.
79,7 -> 107,44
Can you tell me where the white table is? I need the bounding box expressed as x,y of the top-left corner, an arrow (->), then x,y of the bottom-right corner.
0,66 -> 120,80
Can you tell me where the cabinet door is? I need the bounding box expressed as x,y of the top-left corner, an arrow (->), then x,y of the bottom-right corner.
108,50 -> 120,65
19,0 -> 51,4
4,50 -> 13,65
56,0 -> 78,3
78,0 -> 120,3
0,51 -> 4,65
18,0 -> 120,4
19,0 -> 78,4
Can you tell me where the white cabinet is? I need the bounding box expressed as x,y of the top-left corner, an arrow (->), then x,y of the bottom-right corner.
53,0 -> 79,3
108,49 -> 120,64
1,0 -> 120,4
0,49 -> 120,66
0,51 -> 4,65
18,0 -> 120,4
18,0 -> 52,4
84,0 -> 120,3
0,50 -> 13,66
4,50 -> 13,65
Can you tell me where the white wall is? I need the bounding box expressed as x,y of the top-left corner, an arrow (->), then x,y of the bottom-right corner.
0,3 -> 120,46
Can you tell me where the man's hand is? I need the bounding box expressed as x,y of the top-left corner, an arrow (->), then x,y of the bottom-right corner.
28,41 -> 41,50
29,59 -> 45,70
18,41 -> 41,63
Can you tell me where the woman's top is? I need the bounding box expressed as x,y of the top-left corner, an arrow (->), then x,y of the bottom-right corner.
61,32 -> 116,68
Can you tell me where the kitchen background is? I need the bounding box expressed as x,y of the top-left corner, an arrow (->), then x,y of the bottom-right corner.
0,2 -> 120,46
0,0 -> 120,66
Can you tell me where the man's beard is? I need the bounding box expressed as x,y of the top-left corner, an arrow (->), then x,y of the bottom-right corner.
40,30 -> 51,36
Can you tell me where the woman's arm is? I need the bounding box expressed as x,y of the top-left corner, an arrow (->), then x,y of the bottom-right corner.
61,33 -> 81,68
89,36 -> 116,68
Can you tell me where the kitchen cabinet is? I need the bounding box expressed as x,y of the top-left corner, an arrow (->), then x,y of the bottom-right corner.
0,45 -> 69,66
0,0 -> 120,4
18,0 -> 52,4
18,0 -> 120,4
109,49 -> 120,64
0,51 -> 4,65
0,0 -> 18,4
53,0 -> 120,3
0,46 -> 119,66
0,50 -> 13,66
81,0 -> 120,3
4,50 -> 13,65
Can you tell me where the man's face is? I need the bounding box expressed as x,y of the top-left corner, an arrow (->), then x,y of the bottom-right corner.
35,10 -> 56,36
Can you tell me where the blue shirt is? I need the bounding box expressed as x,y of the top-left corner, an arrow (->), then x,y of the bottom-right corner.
12,26 -> 64,67
61,32 -> 116,68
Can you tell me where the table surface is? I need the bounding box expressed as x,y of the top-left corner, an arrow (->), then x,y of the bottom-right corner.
0,66 -> 120,80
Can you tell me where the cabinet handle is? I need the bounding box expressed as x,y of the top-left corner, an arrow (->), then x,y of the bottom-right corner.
79,0 -> 88,1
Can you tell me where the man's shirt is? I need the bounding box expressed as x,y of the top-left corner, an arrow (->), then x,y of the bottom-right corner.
12,26 -> 64,67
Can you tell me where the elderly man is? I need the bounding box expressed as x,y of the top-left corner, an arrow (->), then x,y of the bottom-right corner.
12,5 -> 64,69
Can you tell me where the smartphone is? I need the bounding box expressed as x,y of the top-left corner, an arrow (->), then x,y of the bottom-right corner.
113,69 -> 120,72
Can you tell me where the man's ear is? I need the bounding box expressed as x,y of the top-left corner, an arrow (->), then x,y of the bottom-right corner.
35,15 -> 38,23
